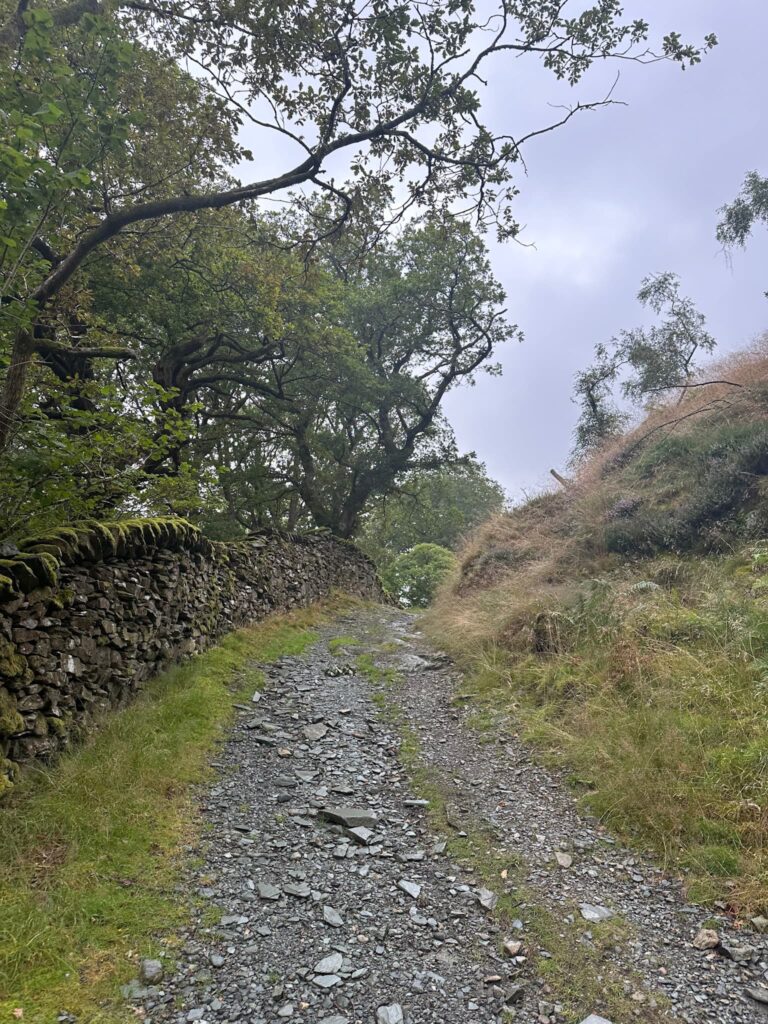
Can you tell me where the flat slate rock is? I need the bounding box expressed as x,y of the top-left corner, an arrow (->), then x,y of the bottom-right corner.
319,805 -> 378,828
579,904 -> 614,923
323,905 -> 344,928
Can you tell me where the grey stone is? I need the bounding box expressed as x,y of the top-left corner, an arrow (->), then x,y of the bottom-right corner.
376,1005 -> 404,1024
398,879 -> 421,899
139,958 -> 163,984
692,927 -> 719,950
748,988 -> 768,1005
284,881 -> 311,898
477,887 -> 498,911
323,905 -> 344,928
314,951 -> 343,974
348,825 -> 376,844
120,979 -> 149,1000
579,904 -> 614,923
579,1017 -> 614,1024
313,973 -> 342,988
320,806 -> 378,828
257,882 -> 281,900
303,722 -> 328,742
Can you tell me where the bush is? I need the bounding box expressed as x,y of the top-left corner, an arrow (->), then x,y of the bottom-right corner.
383,543 -> 457,607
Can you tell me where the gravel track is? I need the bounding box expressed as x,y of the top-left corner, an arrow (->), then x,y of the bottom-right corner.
124,605 -> 768,1024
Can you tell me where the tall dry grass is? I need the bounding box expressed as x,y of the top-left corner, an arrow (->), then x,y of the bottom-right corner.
425,339 -> 768,911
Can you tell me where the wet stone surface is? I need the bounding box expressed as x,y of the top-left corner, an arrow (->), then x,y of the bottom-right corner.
130,607 -> 768,1024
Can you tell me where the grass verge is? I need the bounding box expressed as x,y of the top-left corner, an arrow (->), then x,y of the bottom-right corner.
0,595 -> 357,1023
426,549 -> 768,915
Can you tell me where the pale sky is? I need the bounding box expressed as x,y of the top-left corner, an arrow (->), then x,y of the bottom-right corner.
442,0 -> 768,497
236,1 -> 768,500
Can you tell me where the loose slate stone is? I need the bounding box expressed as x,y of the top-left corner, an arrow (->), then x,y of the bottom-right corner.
284,881 -> 311,898
323,905 -> 344,928
748,988 -> 768,1005
376,1005 -> 404,1024
314,951 -> 343,974
139,958 -> 163,984
258,882 -> 281,900
579,904 -> 614,923
398,879 -> 421,899
347,825 -> 376,845
303,722 -> 328,742
319,1017 -> 349,1024
477,887 -> 498,911
555,851 -> 573,868
579,1017 -> 614,1024
320,806 -> 378,828
313,973 -> 342,988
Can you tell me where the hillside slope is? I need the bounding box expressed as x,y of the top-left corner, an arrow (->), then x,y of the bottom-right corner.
426,342 -> 768,913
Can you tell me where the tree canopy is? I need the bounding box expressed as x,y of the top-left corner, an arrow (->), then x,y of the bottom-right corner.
572,273 -> 717,457
358,461 -> 507,569
718,171 -> 768,293
0,0 -> 717,552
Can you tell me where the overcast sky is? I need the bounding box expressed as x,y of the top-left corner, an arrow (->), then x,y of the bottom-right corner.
442,0 -> 768,498
237,1 -> 768,500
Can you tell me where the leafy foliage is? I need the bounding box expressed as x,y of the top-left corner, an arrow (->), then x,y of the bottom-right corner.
358,461 -> 507,569
572,272 -> 716,457
0,1 -> 716,544
383,542 -> 457,607
717,171 -> 768,292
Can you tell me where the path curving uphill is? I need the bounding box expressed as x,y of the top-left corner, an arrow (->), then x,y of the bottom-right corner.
127,606 -> 767,1024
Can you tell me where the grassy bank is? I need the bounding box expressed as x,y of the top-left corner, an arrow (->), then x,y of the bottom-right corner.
0,598 -> 353,1023
426,347 -> 768,915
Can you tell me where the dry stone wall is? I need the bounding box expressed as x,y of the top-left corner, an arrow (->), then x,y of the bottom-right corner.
0,518 -> 384,793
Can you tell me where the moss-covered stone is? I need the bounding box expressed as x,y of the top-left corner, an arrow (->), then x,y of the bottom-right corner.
46,716 -> 70,738
0,638 -> 26,680
0,689 -> 24,736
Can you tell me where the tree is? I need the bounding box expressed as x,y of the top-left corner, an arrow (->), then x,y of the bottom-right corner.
358,461 -> 506,568
717,171 -> 768,293
200,215 -> 517,538
0,1 -> 716,450
383,543 -> 457,607
572,272 -> 717,457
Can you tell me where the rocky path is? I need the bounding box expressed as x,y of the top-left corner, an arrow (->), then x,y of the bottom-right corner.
127,605 -> 768,1024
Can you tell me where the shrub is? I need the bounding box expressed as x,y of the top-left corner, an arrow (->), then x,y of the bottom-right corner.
383,543 -> 457,607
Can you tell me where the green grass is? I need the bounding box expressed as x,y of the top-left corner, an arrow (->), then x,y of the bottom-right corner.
427,550 -> 768,913
0,597 -> 354,1023
355,651 -> 400,686
328,635 -> 361,655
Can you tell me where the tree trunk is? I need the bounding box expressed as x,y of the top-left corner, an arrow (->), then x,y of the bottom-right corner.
0,329 -> 35,453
